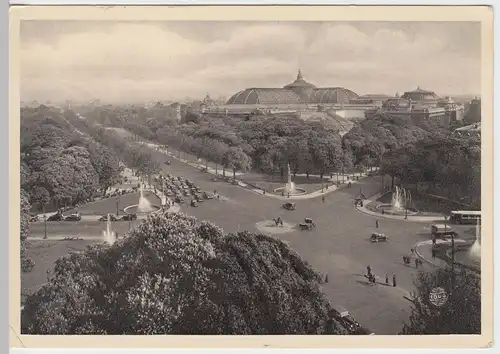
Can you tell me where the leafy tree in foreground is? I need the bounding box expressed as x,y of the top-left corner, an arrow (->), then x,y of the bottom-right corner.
20,189 -> 34,273
402,268 -> 480,334
22,212 -> 348,335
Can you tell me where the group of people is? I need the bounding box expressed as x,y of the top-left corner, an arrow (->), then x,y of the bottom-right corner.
366,265 -> 397,287
273,216 -> 284,227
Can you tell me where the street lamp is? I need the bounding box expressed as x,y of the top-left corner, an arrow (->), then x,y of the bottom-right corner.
43,213 -> 47,239
405,200 -> 408,220
116,197 -> 120,216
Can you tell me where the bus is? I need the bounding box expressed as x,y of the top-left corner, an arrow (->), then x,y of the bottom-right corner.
449,210 -> 481,224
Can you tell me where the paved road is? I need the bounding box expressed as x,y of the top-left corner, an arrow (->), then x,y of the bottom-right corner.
28,136 -> 475,334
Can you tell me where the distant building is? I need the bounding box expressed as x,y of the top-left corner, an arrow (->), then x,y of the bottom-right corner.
464,97 -> 481,123
364,87 -> 464,127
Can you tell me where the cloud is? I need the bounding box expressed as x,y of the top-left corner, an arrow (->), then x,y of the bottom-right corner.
20,21 -> 481,102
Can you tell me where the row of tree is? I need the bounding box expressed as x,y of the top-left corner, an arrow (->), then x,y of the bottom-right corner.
21,106 -> 123,212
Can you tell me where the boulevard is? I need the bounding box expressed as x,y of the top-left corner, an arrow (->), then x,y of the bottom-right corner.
27,136 -> 474,334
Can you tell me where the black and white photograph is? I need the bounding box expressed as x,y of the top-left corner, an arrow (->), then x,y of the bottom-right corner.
11,5 -> 493,347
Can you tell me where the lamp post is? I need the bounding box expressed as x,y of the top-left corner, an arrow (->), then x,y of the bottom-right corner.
116,197 -> 120,216
43,212 -> 47,240
405,200 -> 408,220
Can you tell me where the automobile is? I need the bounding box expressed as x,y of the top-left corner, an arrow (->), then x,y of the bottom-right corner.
99,214 -> 118,222
29,214 -> 40,222
194,194 -> 204,202
190,200 -> 199,207
331,306 -> 362,334
175,196 -> 185,203
282,202 -> 296,210
120,213 -> 137,221
47,213 -> 64,222
299,218 -> 316,231
431,224 -> 456,240
211,177 -> 219,182
64,213 -> 82,221
370,232 -> 388,242
203,191 -> 214,199
164,160 -> 172,165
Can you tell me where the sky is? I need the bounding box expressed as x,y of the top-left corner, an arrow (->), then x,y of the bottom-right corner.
20,21 -> 481,103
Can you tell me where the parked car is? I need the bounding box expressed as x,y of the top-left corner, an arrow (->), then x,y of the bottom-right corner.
164,160 -> 171,165
331,306 -> 363,334
64,213 -> 82,221
120,213 -> 137,221
190,200 -> 199,207
175,196 -> 185,203
431,224 -> 456,239
47,213 -> 64,222
282,202 -> 296,210
99,214 -> 118,222
203,192 -> 214,199
29,214 -> 40,222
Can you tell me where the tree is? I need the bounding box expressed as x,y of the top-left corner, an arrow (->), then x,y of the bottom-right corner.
87,144 -> 123,195
29,186 -> 51,213
22,212 -> 350,335
402,268 -> 480,334
222,146 -> 252,179
20,189 -> 34,273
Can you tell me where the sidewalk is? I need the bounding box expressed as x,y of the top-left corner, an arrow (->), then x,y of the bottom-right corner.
355,200 -> 445,223
414,239 -> 466,268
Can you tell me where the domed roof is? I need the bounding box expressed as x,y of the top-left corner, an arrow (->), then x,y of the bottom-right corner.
309,87 -> 359,105
226,88 -> 302,105
283,69 -> 317,89
383,98 -> 411,109
401,86 -> 439,102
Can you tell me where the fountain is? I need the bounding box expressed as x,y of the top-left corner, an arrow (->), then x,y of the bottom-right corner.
102,213 -> 116,245
469,217 -> 481,261
273,163 -> 307,196
123,183 -> 161,215
376,186 -> 418,216
392,186 -> 411,210
138,184 -> 153,212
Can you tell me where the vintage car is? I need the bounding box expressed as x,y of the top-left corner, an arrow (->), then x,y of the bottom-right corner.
190,200 -> 199,207
99,214 -> 118,222
29,214 -> 40,222
370,232 -> 388,242
64,213 -> 82,222
203,192 -> 215,200
47,212 -> 64,222
120,213 -> 137,221
164,160 -> 172,165
174,196 -> 185,203
282,202 -> 296,210
299,218 -> 316,230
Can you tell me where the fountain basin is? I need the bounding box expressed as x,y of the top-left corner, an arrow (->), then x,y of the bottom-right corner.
123,204 -> 161,215
446,243 -> 480,270
273,187 -> 307,196
376,203 -> 418,216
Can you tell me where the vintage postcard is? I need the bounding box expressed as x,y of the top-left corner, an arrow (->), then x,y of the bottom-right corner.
9,5 -> 493,349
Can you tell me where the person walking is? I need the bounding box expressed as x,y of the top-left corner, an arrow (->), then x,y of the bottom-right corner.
376,220 -> 379,229
392,274 -> 397,287
415,258 -> 419,269
385,274 -> 389,285
325,273 -> 329,283
367,265 -> 372,277
322,195 -> 325,203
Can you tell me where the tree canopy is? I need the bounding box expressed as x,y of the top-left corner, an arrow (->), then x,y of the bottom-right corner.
22,212 -> 349,335
402,268 -> 480,334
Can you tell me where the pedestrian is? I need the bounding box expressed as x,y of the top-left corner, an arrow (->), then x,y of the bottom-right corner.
410,247 -> 415,255
263,189 -> 266,195
385,274 -> 389,285
348,182 -> 352,188
381,209 -> 385,215
367,265 -> 372,276
325,274 -> 329,283
432,249 -> 436,259
287,192 -> 290,198
322,195 -> 325,203
214,189 -> 217,195
415,258 -> 419,269
432,237 -> 436,245
392,274 -> 397,287
376,220 -> 379,228
282,191 -> 285,196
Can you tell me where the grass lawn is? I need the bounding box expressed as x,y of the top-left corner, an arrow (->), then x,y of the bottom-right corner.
65,191 -> 161,216
21,239 -> 97,302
